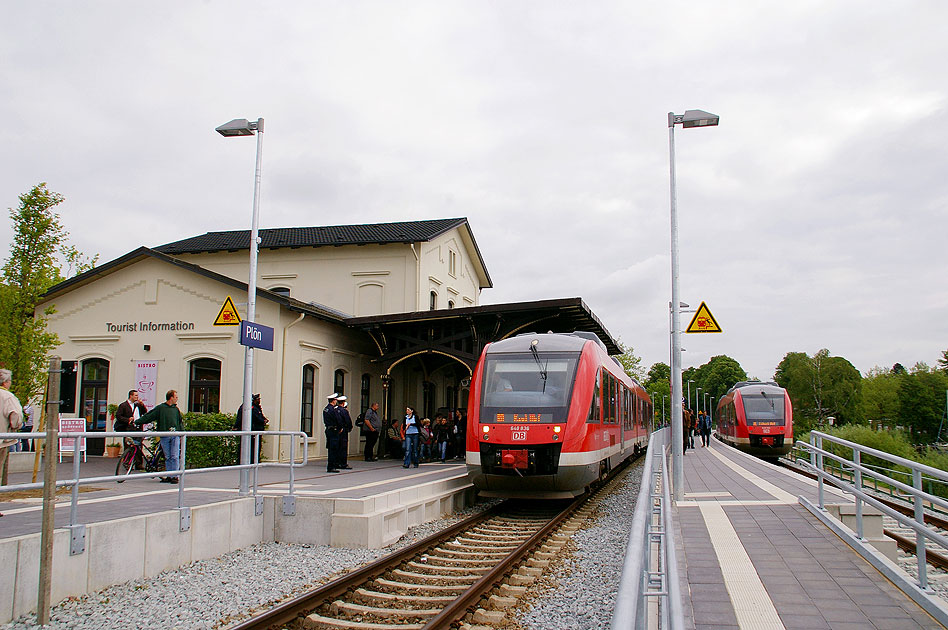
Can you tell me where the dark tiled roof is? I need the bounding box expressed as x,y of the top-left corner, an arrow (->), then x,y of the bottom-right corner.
154,218 -> 469,254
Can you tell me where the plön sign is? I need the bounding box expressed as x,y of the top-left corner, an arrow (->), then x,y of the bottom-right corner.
240,321 -> 274,351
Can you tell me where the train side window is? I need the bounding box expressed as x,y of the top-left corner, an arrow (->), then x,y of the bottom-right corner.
587,368 -> 601,424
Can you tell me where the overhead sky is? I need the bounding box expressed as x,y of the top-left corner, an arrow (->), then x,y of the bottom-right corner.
1,2 -> 946,381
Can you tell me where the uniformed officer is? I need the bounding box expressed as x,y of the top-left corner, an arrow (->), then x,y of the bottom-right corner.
324,393 -> 341,473
336,395 -> 353,469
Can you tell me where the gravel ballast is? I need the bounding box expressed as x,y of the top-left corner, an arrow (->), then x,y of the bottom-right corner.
1,501 -> 498,630
512,460 -> 644,630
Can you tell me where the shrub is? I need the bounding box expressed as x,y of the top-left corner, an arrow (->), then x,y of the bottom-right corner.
183,412 -> 239,469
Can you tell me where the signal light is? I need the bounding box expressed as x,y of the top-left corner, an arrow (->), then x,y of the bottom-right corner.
482,425 -> 490,440
553,426 -> 561,433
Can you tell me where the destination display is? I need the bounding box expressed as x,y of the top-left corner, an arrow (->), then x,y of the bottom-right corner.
494,413 -> 552,423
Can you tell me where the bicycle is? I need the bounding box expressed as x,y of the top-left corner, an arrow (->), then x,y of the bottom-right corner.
115,436 -> 166,482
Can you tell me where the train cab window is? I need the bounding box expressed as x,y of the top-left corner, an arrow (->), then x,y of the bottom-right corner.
480,352 -> 580,423
743,393 -> 785,425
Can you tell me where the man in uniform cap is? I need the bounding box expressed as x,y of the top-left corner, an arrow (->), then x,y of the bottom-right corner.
336,395 -> 353,469
323,393 -> 342,472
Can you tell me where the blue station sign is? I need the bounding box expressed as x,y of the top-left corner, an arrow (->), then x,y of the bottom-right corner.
239,321 -> 274,351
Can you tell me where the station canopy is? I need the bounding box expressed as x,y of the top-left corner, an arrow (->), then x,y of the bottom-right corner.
346,297 -> 620,376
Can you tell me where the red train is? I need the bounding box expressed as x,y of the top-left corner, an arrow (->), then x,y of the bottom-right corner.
465,331 -> 652,499
715,381 -> 793,459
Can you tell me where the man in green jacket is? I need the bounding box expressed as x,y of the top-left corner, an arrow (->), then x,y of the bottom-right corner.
136,389 -> 184,484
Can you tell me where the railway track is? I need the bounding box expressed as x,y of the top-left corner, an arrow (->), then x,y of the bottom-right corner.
227,464 -> 632,630
779,458 -> 948,571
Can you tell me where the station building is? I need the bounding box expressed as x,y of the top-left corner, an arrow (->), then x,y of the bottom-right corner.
37,217 -> 618,460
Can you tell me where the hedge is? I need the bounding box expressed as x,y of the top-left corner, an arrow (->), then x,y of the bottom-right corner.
182,412 -> 240,469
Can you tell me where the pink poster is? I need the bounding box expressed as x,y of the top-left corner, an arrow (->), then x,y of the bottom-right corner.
135,360 -> 158,409
59,416 -> 86,453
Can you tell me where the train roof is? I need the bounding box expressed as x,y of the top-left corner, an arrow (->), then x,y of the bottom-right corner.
727,381 -> 784,395
487,331 -> 600,354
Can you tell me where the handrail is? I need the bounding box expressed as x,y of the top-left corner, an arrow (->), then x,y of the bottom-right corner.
0,429 -> 308,555
611,427 -> 684,630
798,431 -> 948,592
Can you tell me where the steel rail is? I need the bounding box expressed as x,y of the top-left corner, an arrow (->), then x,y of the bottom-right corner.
422,492 -> 588,629
886,530 -> 948,571
225,503 -> 508,630
780,460 -> 948,530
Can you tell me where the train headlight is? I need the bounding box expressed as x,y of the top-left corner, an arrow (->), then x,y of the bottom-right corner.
553,425 -> 561,440
482,425 -> 490,440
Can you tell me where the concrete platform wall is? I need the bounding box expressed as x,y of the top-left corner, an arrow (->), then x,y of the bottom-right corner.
0,477 -> 474,624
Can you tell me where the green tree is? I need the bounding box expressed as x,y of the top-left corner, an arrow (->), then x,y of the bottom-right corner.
775,349 -> 862,433
645,362 -> 670,387
937,349 -> 948,374
858,366 -> 900,429
686,355 -> 748,413
0,183 -> 97,404
614,338 -> 645,382
895,367 -> 947,444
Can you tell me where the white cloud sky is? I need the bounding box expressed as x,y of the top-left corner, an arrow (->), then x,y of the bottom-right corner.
1,1 -> 946,380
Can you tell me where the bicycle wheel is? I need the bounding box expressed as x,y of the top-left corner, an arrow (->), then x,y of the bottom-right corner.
115,448 -> 135,482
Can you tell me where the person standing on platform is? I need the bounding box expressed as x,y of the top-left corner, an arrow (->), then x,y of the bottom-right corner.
135,389 -> 184,483
0,369 -> 23,497
363,402 -> 381,461
434,414 -> 452,463
419,418 -> 433,462
402,406 -> 419,468
19,401 -> 34,452
115,390 -> 148,467
324,393 -> 341,473
682,407 -> 691,453
336,396 -> 353,469
452,408 -> 466,460
235,393 -> 269,463
700,411 -> 712,447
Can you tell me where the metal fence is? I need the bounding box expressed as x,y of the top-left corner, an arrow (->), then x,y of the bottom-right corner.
1,429 -> 307,555
611,427 -> 684,630
796,431 -> 948,593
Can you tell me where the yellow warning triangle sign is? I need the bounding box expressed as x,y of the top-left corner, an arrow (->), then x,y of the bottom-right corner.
685,301 -> 722,333
213,295 -> 242,326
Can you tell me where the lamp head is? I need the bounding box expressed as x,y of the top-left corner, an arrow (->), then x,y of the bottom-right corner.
681,109 -> 719,128
216,118 -> 256,137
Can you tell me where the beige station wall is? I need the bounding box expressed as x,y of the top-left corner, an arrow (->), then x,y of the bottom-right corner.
420,230 -> 481,310
171,243 -> 416,316
39,256 -> 381,461
167,226 -> 484,316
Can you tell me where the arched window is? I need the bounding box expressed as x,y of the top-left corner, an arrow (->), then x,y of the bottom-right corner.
301,364 -> 317,437
80,358 -> 110,456
189,358 -> 221,414
334,369 -> 346,397
447,300 -> 455,309
270,286 -> 291,297
361,374 -> 371,415
429,291 -> 437,310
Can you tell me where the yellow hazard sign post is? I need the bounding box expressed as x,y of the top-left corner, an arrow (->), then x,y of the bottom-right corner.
214,295 -> 242,326
685,301 -> 722,333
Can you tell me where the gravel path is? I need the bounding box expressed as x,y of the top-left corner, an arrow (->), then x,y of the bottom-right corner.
512,460 -> 644,630
1,500 -> 499,630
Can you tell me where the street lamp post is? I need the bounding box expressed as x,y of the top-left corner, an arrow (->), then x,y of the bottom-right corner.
668,109 -> 719,501
696,388 -> 702,415
216,117 -> 265,496
687,379 -> 695,413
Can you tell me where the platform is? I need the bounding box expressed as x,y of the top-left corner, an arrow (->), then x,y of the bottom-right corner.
0,455 -> 474,624
675,437 -> 945,630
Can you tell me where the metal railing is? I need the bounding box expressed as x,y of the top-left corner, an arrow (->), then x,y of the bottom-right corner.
1,429 -> 307,555
611,427 -> 684,630
797,431 -> 948,591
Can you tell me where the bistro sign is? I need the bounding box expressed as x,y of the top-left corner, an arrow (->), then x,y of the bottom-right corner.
106,321 -> 196,332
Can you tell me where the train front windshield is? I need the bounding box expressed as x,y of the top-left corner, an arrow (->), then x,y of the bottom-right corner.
480,353 -> 579,423
742,392 -> 786,426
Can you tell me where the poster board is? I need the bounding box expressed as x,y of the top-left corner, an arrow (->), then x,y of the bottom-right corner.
135,360 -> 158,409
59,415 -> 87,462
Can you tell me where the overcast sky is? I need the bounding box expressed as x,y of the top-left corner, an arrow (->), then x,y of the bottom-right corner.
1,1 -> 946,381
